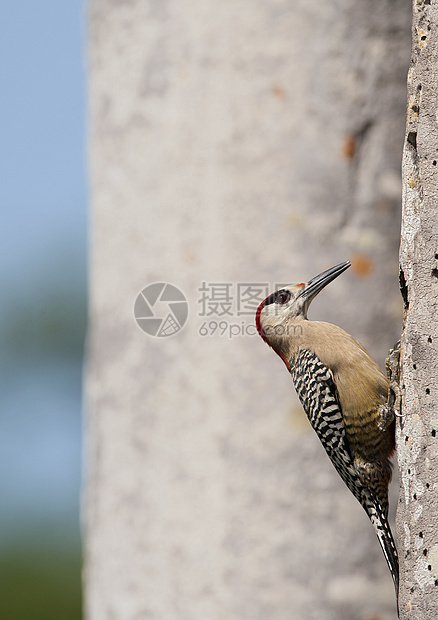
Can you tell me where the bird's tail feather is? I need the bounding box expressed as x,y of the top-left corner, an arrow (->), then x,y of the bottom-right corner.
366,495 -> 399,616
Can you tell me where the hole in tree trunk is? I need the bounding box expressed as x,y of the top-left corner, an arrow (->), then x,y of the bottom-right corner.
407,131 -> 417,151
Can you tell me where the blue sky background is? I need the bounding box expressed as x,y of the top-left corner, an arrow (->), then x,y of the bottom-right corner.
0,1 -> 86,551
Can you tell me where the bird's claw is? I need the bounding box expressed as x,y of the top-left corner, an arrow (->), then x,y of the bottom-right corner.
386,340 -> 404,420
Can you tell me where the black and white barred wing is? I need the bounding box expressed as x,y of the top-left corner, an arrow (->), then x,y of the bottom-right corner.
289,348 -> 399,602
289,348 -> 362,504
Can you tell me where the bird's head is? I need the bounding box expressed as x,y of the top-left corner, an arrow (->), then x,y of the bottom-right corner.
255,261 -> 351,348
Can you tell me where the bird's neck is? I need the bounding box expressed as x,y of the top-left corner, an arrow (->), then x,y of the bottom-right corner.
263,316 -> 307,367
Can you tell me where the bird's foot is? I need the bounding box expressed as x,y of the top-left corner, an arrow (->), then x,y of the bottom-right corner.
378,341 -> 403,429
386,340 -> 403,420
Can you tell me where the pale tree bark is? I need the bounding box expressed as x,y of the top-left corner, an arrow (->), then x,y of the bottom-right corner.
397,1 -> 438,618
86,1 -> 409,619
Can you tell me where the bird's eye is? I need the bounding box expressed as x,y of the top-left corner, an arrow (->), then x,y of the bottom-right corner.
276,290 -> 290,305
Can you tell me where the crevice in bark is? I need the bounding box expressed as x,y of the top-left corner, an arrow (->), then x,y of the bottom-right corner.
407,131 -> 417,151
399,267 -> 409,310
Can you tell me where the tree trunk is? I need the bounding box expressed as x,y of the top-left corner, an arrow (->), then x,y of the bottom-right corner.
86,1 -> 410,619
397,2 -> 438,618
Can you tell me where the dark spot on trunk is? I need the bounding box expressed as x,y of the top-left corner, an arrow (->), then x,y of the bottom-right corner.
400,268 -> 409,310
407,131 -> 417,151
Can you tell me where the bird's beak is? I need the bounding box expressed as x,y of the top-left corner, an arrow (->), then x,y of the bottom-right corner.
297,261 -> 351,303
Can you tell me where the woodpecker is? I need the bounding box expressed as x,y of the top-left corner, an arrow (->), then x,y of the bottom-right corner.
256,261 -> 399,612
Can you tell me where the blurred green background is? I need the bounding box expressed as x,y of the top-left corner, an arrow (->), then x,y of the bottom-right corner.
0,2 -> 86,617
